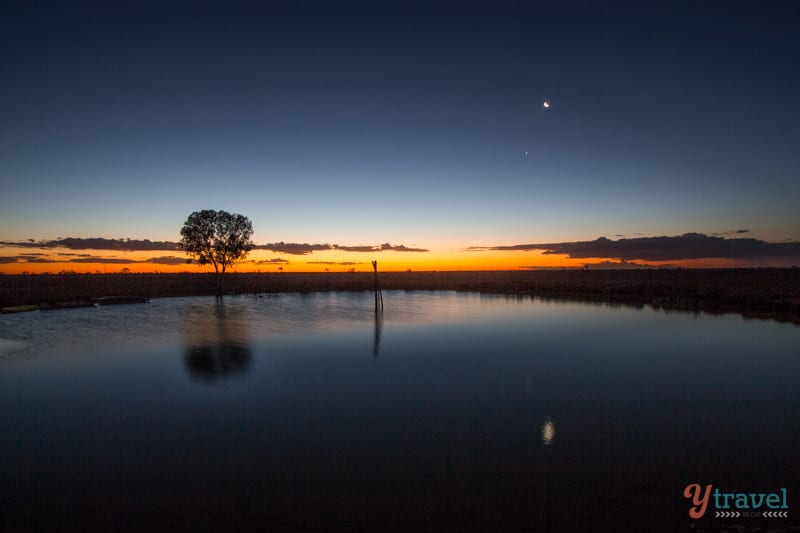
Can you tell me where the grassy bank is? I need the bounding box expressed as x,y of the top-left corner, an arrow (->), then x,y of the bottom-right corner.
2,269 -> 799,324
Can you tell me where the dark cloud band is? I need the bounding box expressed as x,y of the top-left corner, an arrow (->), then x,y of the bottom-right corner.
0,238 -> 180,251
0,255 -> 190,265
3,238 -> 430,255
469,233 -> 800,262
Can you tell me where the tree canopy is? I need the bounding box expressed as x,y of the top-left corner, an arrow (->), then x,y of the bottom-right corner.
179,210 -> 254,292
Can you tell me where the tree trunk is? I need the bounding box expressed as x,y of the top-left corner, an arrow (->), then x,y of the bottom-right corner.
213,264 -> 224,296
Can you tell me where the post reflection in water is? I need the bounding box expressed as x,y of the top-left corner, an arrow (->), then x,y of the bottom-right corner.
373,309 -> 384,358
183,296 -> 253,383
542,417 -> 555,446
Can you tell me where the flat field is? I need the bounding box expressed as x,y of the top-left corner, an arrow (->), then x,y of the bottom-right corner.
2,269 -> 799,324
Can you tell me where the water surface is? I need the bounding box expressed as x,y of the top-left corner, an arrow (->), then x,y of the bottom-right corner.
1,292 -> 798,530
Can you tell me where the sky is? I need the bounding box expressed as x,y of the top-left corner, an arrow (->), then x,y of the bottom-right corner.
1,0 -> 799,272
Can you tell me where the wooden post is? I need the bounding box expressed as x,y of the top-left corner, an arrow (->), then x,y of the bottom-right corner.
372,260 -> 383,313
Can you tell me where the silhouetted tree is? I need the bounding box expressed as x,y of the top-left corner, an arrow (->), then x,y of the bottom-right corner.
179,210 -> 254,294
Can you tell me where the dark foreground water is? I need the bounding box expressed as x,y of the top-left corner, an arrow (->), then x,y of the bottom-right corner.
1,292 -> 798,531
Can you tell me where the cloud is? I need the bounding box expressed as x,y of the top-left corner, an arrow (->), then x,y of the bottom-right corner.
333,243 -> 429,253
249,258 -> 290,264
712,229 -> 751,236
73,255 -> 188,265
469,233 -> 800,262
380,243 -> 429,252
331,244 -> 374,253
519,260 -> 661,270
0,241 -> 48,249
306,261 -> 366,266
145,256 -> 191,265
0,238 -> 180,251
68,256 -> 135,264
0,254 -> 189,265
257,242 -> 429,254
0,255 -> 58,264
582,260 -> 666,269
256,242 -> 332,255
3,238 -> 429,255
19,254 -> 56,262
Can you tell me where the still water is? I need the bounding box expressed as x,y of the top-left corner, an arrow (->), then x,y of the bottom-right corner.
1,292 -> 798,530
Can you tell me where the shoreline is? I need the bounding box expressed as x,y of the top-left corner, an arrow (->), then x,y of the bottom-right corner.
2,269 -> 799,325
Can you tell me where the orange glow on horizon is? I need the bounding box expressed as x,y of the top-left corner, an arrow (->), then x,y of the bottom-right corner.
0,245 -> 766,274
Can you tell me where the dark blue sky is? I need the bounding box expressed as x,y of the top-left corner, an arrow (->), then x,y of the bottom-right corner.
2,0 -> 798,252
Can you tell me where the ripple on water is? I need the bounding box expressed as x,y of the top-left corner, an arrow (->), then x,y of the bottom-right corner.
0,338 -> 26,356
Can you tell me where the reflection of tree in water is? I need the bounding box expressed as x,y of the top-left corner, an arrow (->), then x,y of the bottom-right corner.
184,297 -> 253,383
185,341 -> 252,381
